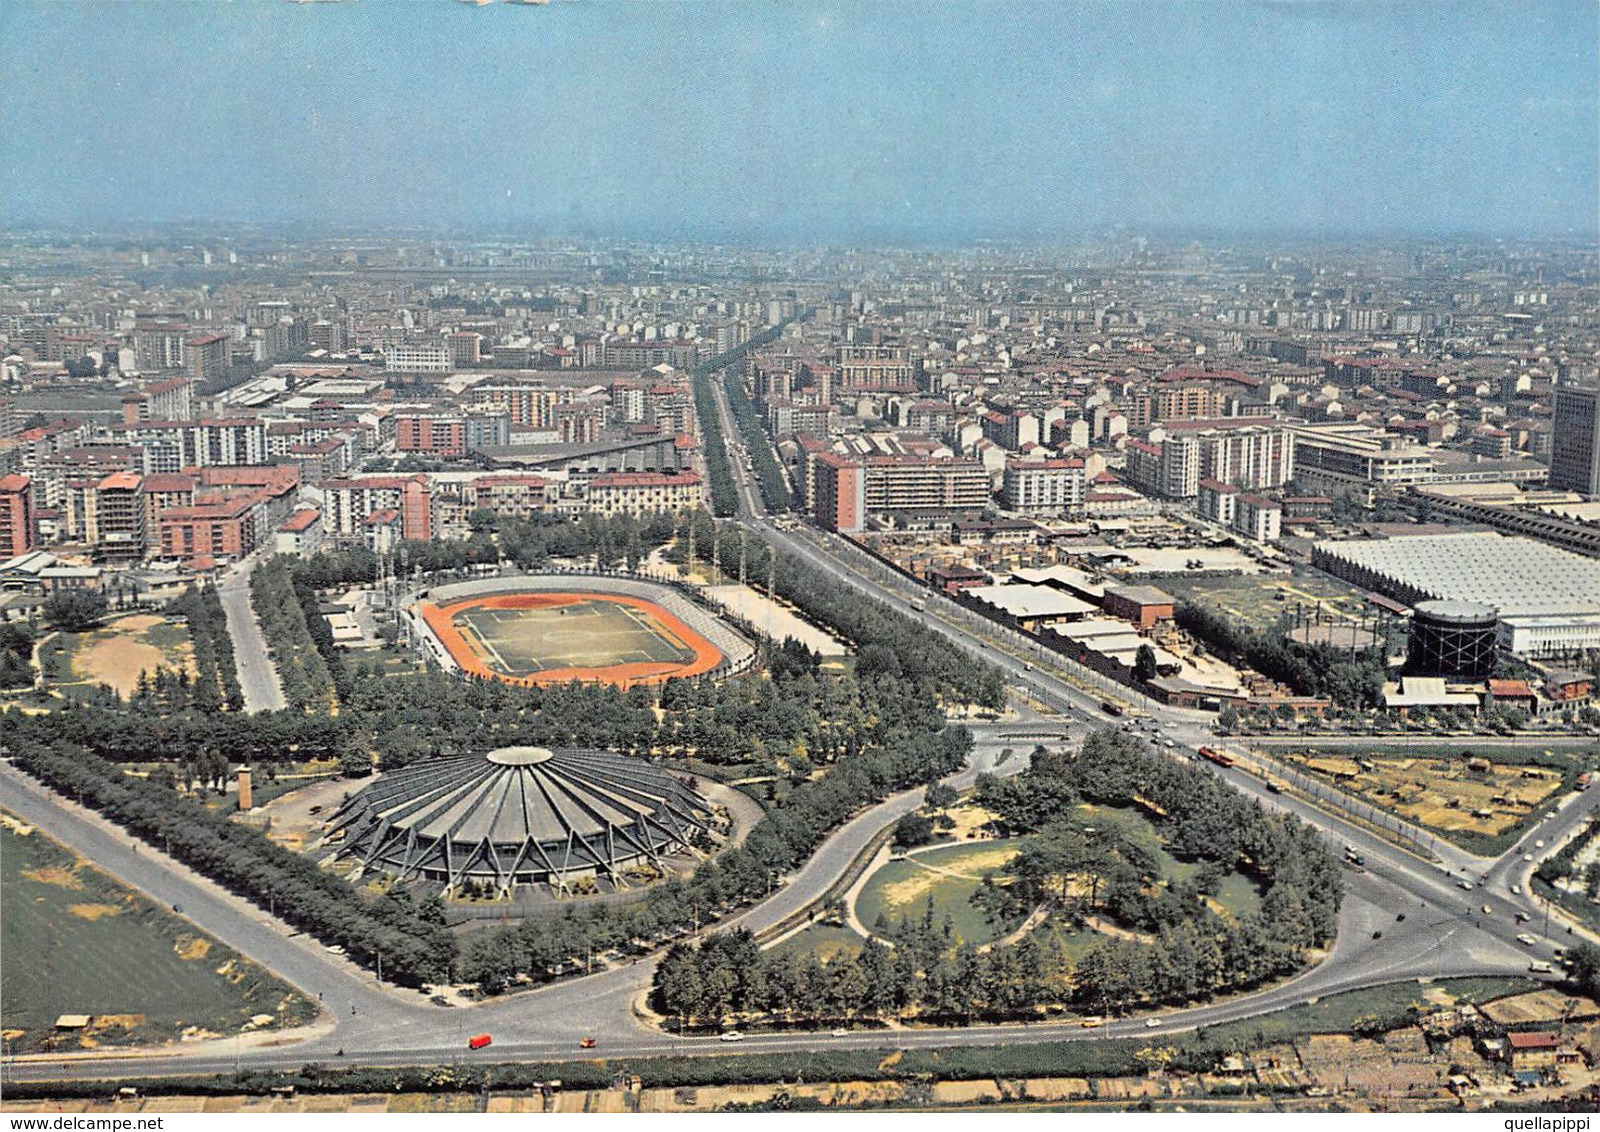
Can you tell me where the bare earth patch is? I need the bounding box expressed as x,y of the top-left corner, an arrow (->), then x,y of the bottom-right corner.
67,903 -> 123,921
174,936 -> 212,961
74,637 -> 167,697
21,864 -> 83,889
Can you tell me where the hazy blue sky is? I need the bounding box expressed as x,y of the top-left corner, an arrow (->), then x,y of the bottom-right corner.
1,0 -> 1594,240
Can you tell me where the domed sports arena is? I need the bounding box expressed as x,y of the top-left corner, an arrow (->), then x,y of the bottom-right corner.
325,746 -> 712,894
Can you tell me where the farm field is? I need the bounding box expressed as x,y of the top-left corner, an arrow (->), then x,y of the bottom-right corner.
1269,743 -> 1579,851
40,613 -> 195,698
419,591 -> 723,689
0,815 -> 314,1054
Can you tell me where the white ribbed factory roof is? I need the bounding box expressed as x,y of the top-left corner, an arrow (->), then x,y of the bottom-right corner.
1314,533 -> 1600,618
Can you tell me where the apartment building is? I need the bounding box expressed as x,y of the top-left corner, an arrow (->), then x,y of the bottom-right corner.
1001,458 -> 1085,515
581,471 -> 703,518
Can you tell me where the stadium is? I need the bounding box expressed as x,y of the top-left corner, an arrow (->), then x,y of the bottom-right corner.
405,574 -> 756,690
325,746 -> 714,893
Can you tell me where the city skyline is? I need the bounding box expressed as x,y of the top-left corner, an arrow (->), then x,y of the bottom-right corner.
1,0 -> 1595,241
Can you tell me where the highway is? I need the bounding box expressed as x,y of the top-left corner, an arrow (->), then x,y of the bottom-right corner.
6,401 -> 1595,1081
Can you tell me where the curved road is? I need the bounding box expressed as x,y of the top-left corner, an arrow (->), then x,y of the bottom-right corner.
6,479 -> 1595,1081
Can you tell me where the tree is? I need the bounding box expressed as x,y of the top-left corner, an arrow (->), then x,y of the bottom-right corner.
43,589 -> 109,633
1134,643 -> 1159,683
924,782 -> 959,811
893,813 -> 936,850
1565,941 -> 1600,999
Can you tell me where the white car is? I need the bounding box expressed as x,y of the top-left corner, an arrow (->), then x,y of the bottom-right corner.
1144,1018 -> 1161,1028
1523,854 -> 1534,862
829,1029 -> 849,1037
719,1031 -> 745,1043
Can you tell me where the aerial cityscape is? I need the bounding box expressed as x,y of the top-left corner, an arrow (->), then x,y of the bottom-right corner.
1,0 -> 1597,1121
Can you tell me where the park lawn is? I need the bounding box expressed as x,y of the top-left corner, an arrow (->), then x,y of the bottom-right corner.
855,840 -> 1028,947
0,819 -> 315,1054
767,923 -> 866,964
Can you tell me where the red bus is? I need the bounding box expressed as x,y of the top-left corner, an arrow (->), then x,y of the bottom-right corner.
1198,747 -> 1235,768
468,1034 -> 493,1050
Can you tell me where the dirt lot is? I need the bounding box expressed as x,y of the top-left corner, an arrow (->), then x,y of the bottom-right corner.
65,615 -> 195,698
1286,750 -> 1563,838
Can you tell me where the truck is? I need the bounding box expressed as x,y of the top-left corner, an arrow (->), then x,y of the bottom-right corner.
1198,746 -> 1235,768
909,598 -> 927,612
468,1034 -> 493,1051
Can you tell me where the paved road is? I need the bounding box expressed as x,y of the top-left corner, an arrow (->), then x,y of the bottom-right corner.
216,555 -> 286,713
7,518 -> 1594,1082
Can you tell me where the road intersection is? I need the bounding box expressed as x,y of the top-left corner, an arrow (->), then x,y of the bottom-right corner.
5,434 -> 1596,1081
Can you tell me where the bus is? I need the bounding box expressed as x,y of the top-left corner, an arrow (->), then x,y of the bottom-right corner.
1199,746 -> 1235,768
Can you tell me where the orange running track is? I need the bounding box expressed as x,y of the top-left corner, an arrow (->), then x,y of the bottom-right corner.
417,591 -> 724,691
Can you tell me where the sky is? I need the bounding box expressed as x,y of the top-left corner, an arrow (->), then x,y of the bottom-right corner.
0,0 -> 1594,241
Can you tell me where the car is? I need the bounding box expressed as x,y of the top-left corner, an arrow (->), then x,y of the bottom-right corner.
1511,884 -> 1522,895
1481,905 -> 1494,916
1523,854 -> 1534,862
1371,931 -> 1383,940
325,944 -> 346,956
1144,1018 -> 1160,1029
1457,880 -> 1475,890
718,1031 -> 745,1042
1528,961 -> 1553,974
1515,912 -> 1532,923
829,1029 -> 850,1037
1080,1018 -> 1104,1029
172,903 -> 184,913
1534,839 -> 1546,849
1516,933 -> 1538,947
1396,913 -> 1406,922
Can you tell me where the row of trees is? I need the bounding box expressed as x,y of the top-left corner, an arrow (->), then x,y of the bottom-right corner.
654,728 -> 1345,1028
10,742 -> 456,985
721,366 -> 794,512
688,319 -> 795,517
1175,600 -> 1387,708
250,559 -> 336,711
164,584 -> 245,712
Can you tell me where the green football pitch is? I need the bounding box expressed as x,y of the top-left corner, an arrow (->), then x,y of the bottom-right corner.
452,598 -> 696,678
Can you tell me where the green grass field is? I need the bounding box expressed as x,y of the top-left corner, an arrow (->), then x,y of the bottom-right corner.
0,820 -> 315,1054
855,839 -> 1029,947
767,923 -> 866,963
852,804 -> 1263,953
454,599 -> 694,678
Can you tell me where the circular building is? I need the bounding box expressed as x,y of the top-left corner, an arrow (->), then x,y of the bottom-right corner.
325,747 -> 711,894
1406,600 -> 1498,679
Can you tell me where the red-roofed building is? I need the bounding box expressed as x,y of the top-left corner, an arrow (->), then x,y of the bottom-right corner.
0,474 -> 34,558
1505,1031 -> 1560,1073
1485,679 -> 1538,714
157,493 -> 267,566
274,508 -> 325,557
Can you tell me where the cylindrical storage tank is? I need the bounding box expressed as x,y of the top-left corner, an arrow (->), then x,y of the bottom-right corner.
1406,600 -> 1498,679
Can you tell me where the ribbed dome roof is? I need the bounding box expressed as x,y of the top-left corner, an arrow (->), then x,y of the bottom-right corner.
326,747 -> 710,891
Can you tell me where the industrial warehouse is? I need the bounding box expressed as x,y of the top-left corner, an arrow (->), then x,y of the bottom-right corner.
1312,533 -> 1600,660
